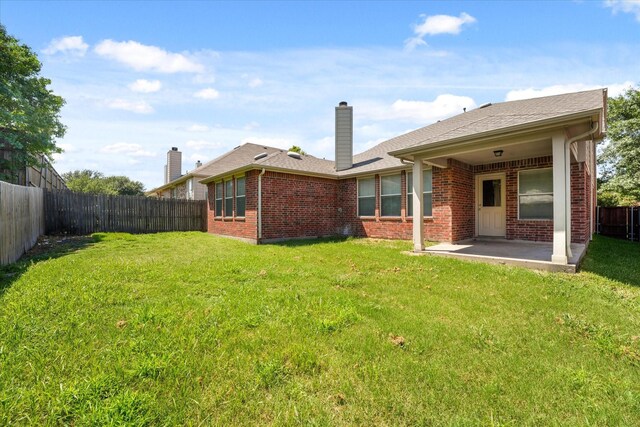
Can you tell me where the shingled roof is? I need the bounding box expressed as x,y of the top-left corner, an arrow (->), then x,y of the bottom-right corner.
339,88 -> 606,175
200,145 -> 335,183
194,88 -> 606,184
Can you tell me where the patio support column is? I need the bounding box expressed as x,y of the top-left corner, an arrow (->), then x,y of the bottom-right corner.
551,133 -> 570,264
412,157 -> 424,252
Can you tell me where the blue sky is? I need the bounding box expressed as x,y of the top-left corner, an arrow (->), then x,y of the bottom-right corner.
1,0 -> 639,190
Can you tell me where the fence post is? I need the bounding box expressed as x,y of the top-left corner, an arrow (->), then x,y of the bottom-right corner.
631,206 -> 634,242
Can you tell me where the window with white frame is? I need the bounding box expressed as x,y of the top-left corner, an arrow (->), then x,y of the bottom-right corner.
357,177 -> 375,216
518,168 -> 553,220
380,174 -> 401,217
407,170 -> 433,217
224,180 -> 233,217
215,182 -> 223,217
236,176 -> 246,217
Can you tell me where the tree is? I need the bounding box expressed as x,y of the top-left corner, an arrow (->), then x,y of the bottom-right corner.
597,86 -> 640,206
288,145 -> 307,155
63,170 -> 145,196
0,25 -> 66,182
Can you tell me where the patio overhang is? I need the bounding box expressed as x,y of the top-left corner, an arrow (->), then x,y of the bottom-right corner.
394,113 -> 604,266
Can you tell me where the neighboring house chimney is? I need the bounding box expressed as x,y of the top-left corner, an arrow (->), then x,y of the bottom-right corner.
195,160 -> 202,168
166,147 -> 182,183
335,101 -> 353,171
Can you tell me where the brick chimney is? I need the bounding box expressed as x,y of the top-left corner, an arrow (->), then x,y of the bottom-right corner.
335,101 -> 353,171
165,147 -> 182,183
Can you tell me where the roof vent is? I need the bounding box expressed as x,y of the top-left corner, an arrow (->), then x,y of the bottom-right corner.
479,102 -> 492,109
287,151 -> 302,159
254,152 -> 268,160
171,147 -> 178,151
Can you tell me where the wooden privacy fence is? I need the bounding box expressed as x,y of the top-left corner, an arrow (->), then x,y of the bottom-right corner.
597,206 -> 640,242
0,181 -> 44,265
44,190 -> 207,235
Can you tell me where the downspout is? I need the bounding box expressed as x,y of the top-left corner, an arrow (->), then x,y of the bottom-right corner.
564,122 -> 599,252
257,168 -> 266,242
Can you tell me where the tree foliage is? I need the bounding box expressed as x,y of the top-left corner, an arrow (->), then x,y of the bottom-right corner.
63,169 -> 145,196
0,25 -> 66,181
597,86 -> 640,206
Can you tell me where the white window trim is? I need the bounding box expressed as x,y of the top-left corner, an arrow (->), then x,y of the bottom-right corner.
224,179 -> 234,218
235,176 -> 246,218
518,167 -> 553,221
407,168 -> 433,218
357,176 -> 376,217
214,181 -> 223,217
380,172 -> 402,217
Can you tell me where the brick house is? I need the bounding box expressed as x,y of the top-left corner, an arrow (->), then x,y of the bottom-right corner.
200,89 -> 607,266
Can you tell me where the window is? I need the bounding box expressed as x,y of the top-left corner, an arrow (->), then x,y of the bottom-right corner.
381,174 -> 401,216
224,180 -> 233,217
358,177 -> 375,216
215,182 -> 223,216
236,177 -> 246,217
519,169 -> 553,220
407,170 -> 433,217
187,179 -> 194,200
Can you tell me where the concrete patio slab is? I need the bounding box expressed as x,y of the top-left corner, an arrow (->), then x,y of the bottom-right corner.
412,238 -> 587,273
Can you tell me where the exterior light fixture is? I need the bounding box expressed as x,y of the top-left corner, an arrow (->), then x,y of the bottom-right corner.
493,149 -> 504,157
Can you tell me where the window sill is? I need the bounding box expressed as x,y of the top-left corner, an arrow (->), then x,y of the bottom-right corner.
517,218 -> 553,222
379,216 -> 402,221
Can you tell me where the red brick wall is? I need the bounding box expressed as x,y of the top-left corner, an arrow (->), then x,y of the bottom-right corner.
475,157 -> 553,242
260,172 -> 339,240
337,172 -> 446,241
205,155 -> 592,245
474,156 -> 591,243
446,159 -> 475,242
571,163 -> 591,244
206,170 -> 258,241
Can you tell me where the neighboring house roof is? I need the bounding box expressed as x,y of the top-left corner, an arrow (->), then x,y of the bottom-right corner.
195,89 -> 607,185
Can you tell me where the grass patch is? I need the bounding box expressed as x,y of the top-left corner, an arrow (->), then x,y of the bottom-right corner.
1,232 -> 639,425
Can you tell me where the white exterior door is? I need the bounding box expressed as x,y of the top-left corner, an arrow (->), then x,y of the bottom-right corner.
477,173 -> 506,237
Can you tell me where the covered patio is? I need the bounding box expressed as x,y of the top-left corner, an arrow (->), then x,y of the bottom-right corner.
389,89 -> 607,270
415,238 -> 587,273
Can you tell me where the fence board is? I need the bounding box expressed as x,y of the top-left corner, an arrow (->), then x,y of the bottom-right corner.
0,180 -> 45,265
598,206 -> 639,242
44,190 -> 207,235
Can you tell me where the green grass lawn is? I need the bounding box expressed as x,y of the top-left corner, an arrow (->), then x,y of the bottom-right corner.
1,233 -> 639,426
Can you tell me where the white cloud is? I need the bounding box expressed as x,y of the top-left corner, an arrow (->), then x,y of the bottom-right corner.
100,142 -> 156,157
194,88 -> 220,99
106,99 -> 154,114
604,0 -> 640,22
249,78 -> 263,88
505,81 -> 635,101
244,121 -> 260,130
185,140 -> 224,150
94,39 -> 204,73
186,124 -> 210,132
192,73 -> 216,84
405,13 -> 476,50
360,94 -> 477,124
128,79 -> 162,93
43,36 -> 89,56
